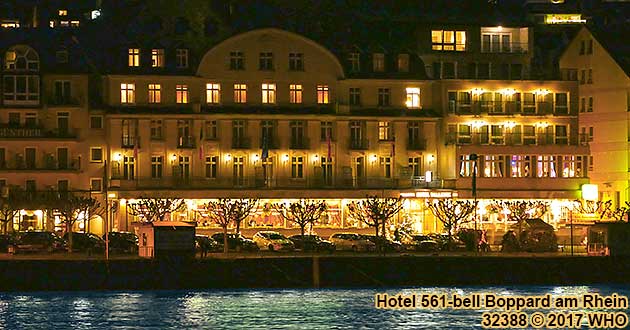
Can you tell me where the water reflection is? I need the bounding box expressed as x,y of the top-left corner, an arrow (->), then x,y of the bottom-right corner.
0,286 -> 627,329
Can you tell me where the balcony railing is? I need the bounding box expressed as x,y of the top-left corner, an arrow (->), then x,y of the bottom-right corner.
232,137 -> 251,149
177,135 -> 196,148
0,157 -> 80,171
449,101 -> 569,116
407,138 -> 426,150
446,132 -> 588,146
348,138 -> 369,150
47,95 -> 83,107
121,136 -> 138,148
480,42 -> 528,54
111,175 -> 447,190
289,137 -> 310,150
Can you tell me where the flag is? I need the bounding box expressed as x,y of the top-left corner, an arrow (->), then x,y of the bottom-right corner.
133,135 -> 139,160
198,126 -> 204,160
391,136 -> 395,159
326,129 -> 331,160
261,130 -> 269,160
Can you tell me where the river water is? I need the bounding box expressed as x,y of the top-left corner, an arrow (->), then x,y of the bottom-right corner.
0,286 -> 628,329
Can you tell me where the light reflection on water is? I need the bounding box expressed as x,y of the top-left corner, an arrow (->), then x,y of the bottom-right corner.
0,286 -> 627,329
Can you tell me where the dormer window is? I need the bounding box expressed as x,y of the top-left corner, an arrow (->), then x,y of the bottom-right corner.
373,53 -> 385,72
397,54 -> 409,72
4,45 -> 39,71
128,48 -> 140,67
151,49 -> 164,68
349,52 -> 360,72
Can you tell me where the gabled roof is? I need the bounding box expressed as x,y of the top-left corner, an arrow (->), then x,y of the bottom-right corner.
587,24 -> 630,78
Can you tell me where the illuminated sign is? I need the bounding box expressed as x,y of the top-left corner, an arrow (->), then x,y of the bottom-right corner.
582,184 -> 598,201
401,190 -> 458,198
544,14 -> 586,24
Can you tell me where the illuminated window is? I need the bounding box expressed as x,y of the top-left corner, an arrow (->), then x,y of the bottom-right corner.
510,155 -> 531,178
349,88 -> 361,106
4,45 -> 39,71
378,121 -> 391,141
536,156 -> 557,178
397,54 -> 409,72
349,52 -> 360,71
233,84 -> 247,103
289,84 -> 302,104
205,156 -> 218,178
289,53 -> 304,71
321,156 -> 333,185
59,10 -> 67,16
151,156 -> 163,178
373,53 -> 384,72
176,49 -> 188,68
561,156 -> 584,178
262,83 -> 276,104
151,49 -> 164,67
61,21 -> 70,27
380,157 -> 392,178
206,83 -> 220,104
259,52 -> 273,70
483,155 -> 504,177
459,155 -> 475,177
128,48 -> 140,67
176,84 -> 188,104
406,87 -> 420,108
70,21 -> 80,27
408,157 -> 422,177
378,88 -> 390,107
291,156 -> 304,178
229,51 -> 244,70
120,83 -> 135,104
432,30 -> 466,51
317,85 -> 329,104
148,84 -> 161,103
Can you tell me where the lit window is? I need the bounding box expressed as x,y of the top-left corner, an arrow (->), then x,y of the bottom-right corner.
70,21 -> 79,27
406,87 -> 420,108
397,54 -> 409,72
49,21 -> 55,28
289,53 -> 304,71
259,52 -> 273,70
151,49 -> 164,67
148,84 -> 161,103
290,84 -> 303,104
431,30 -> 466,51
59,10 -> 67,16
262,83 -> 276,104
151,156 -> 163,178
176,84 -> 188,104
60,21 -> 69,27
234,84 -> 247,103
230,51 -> 244,70
291,156 -> 304,178
317,85 -> 329,104
483,155 -> 504,178
373,53 -> 384,72
378,121 -> 391,141
120,83 -> 135,104
380,157 -> 392,178
176,49 -> 188,68
206,83 -> 220,104
128,48 -> 140,67
205,156 -> 218,178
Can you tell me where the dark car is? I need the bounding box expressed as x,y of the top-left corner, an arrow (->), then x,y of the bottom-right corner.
195,235 -> 222,253
12,231 -> 66,253
288,234 -> 335,252
0,234 -> 16,253
211,232 -> 259,252
104,232 -> 138,254
401,235 -> 439,252
360,235 -> 403,252
63,232 -> 105,252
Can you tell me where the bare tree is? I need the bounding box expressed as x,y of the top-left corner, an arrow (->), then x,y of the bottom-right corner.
427,199 -> 477,244
610,206 -> 628,222
272,199 -> 327,236
127,196 -> 186,222
0,188 -> 26,234
198,199 -> 258,253
346,196 -> 404,237
489,200 -> 549,234
573,199 -> 612,220
56,192 -> 102,252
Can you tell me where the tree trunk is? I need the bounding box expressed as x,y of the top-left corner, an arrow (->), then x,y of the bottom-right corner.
222,226 -> 229,254
67,223 -> 73,253
2,220 -> 7,234
235,220 -> 241,234
300,223 -> 305,237
381,218 -> 387,238
374,223 -> 379,237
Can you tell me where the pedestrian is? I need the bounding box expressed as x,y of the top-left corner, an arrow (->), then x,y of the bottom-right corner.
200,241 -> 208,258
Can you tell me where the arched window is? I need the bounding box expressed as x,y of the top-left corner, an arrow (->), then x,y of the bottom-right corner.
4,45 -> 39,71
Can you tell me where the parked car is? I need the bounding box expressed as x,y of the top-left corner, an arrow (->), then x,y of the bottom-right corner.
104,232 -> 138,254
428,233 -> 467,251
289,234 -> 335,252
12,231 -> 66,253
401,234 -> 439,252
360,234 -> 403,252
329,233 -> 376,252
253,231 -> 295,251
0,234 -> 16,253
63,232 -> 105,252
211,232 -> 259,252
195,235 -> 222,253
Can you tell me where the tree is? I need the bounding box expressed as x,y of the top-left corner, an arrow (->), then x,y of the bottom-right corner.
56,192 -> 102,252
127,196 -> 186,222
0,188 -> 26,234
573,199 -> 613,220
272,199 -> 327,236
610,206 -> 628,222
489,200 -> 549,234
427,199 -> 477,247
346,196 -> 404,238
198,199 -> 258,253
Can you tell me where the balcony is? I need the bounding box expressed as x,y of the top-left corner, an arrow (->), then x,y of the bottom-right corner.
0,157 -> 80,171
121,136 -> 138,148
448,101 -> 569,116
407,139 -> 426,150
232,137 -> 251,149
289,137 -> 310,150
348,138 -> 369,150
480,42 -> 529,54
446,132 -> 589,147
47,95 -> 83,107
177,135 -> 196,148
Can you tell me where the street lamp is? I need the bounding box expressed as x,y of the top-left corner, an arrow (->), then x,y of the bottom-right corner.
470,153 -> 479,231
